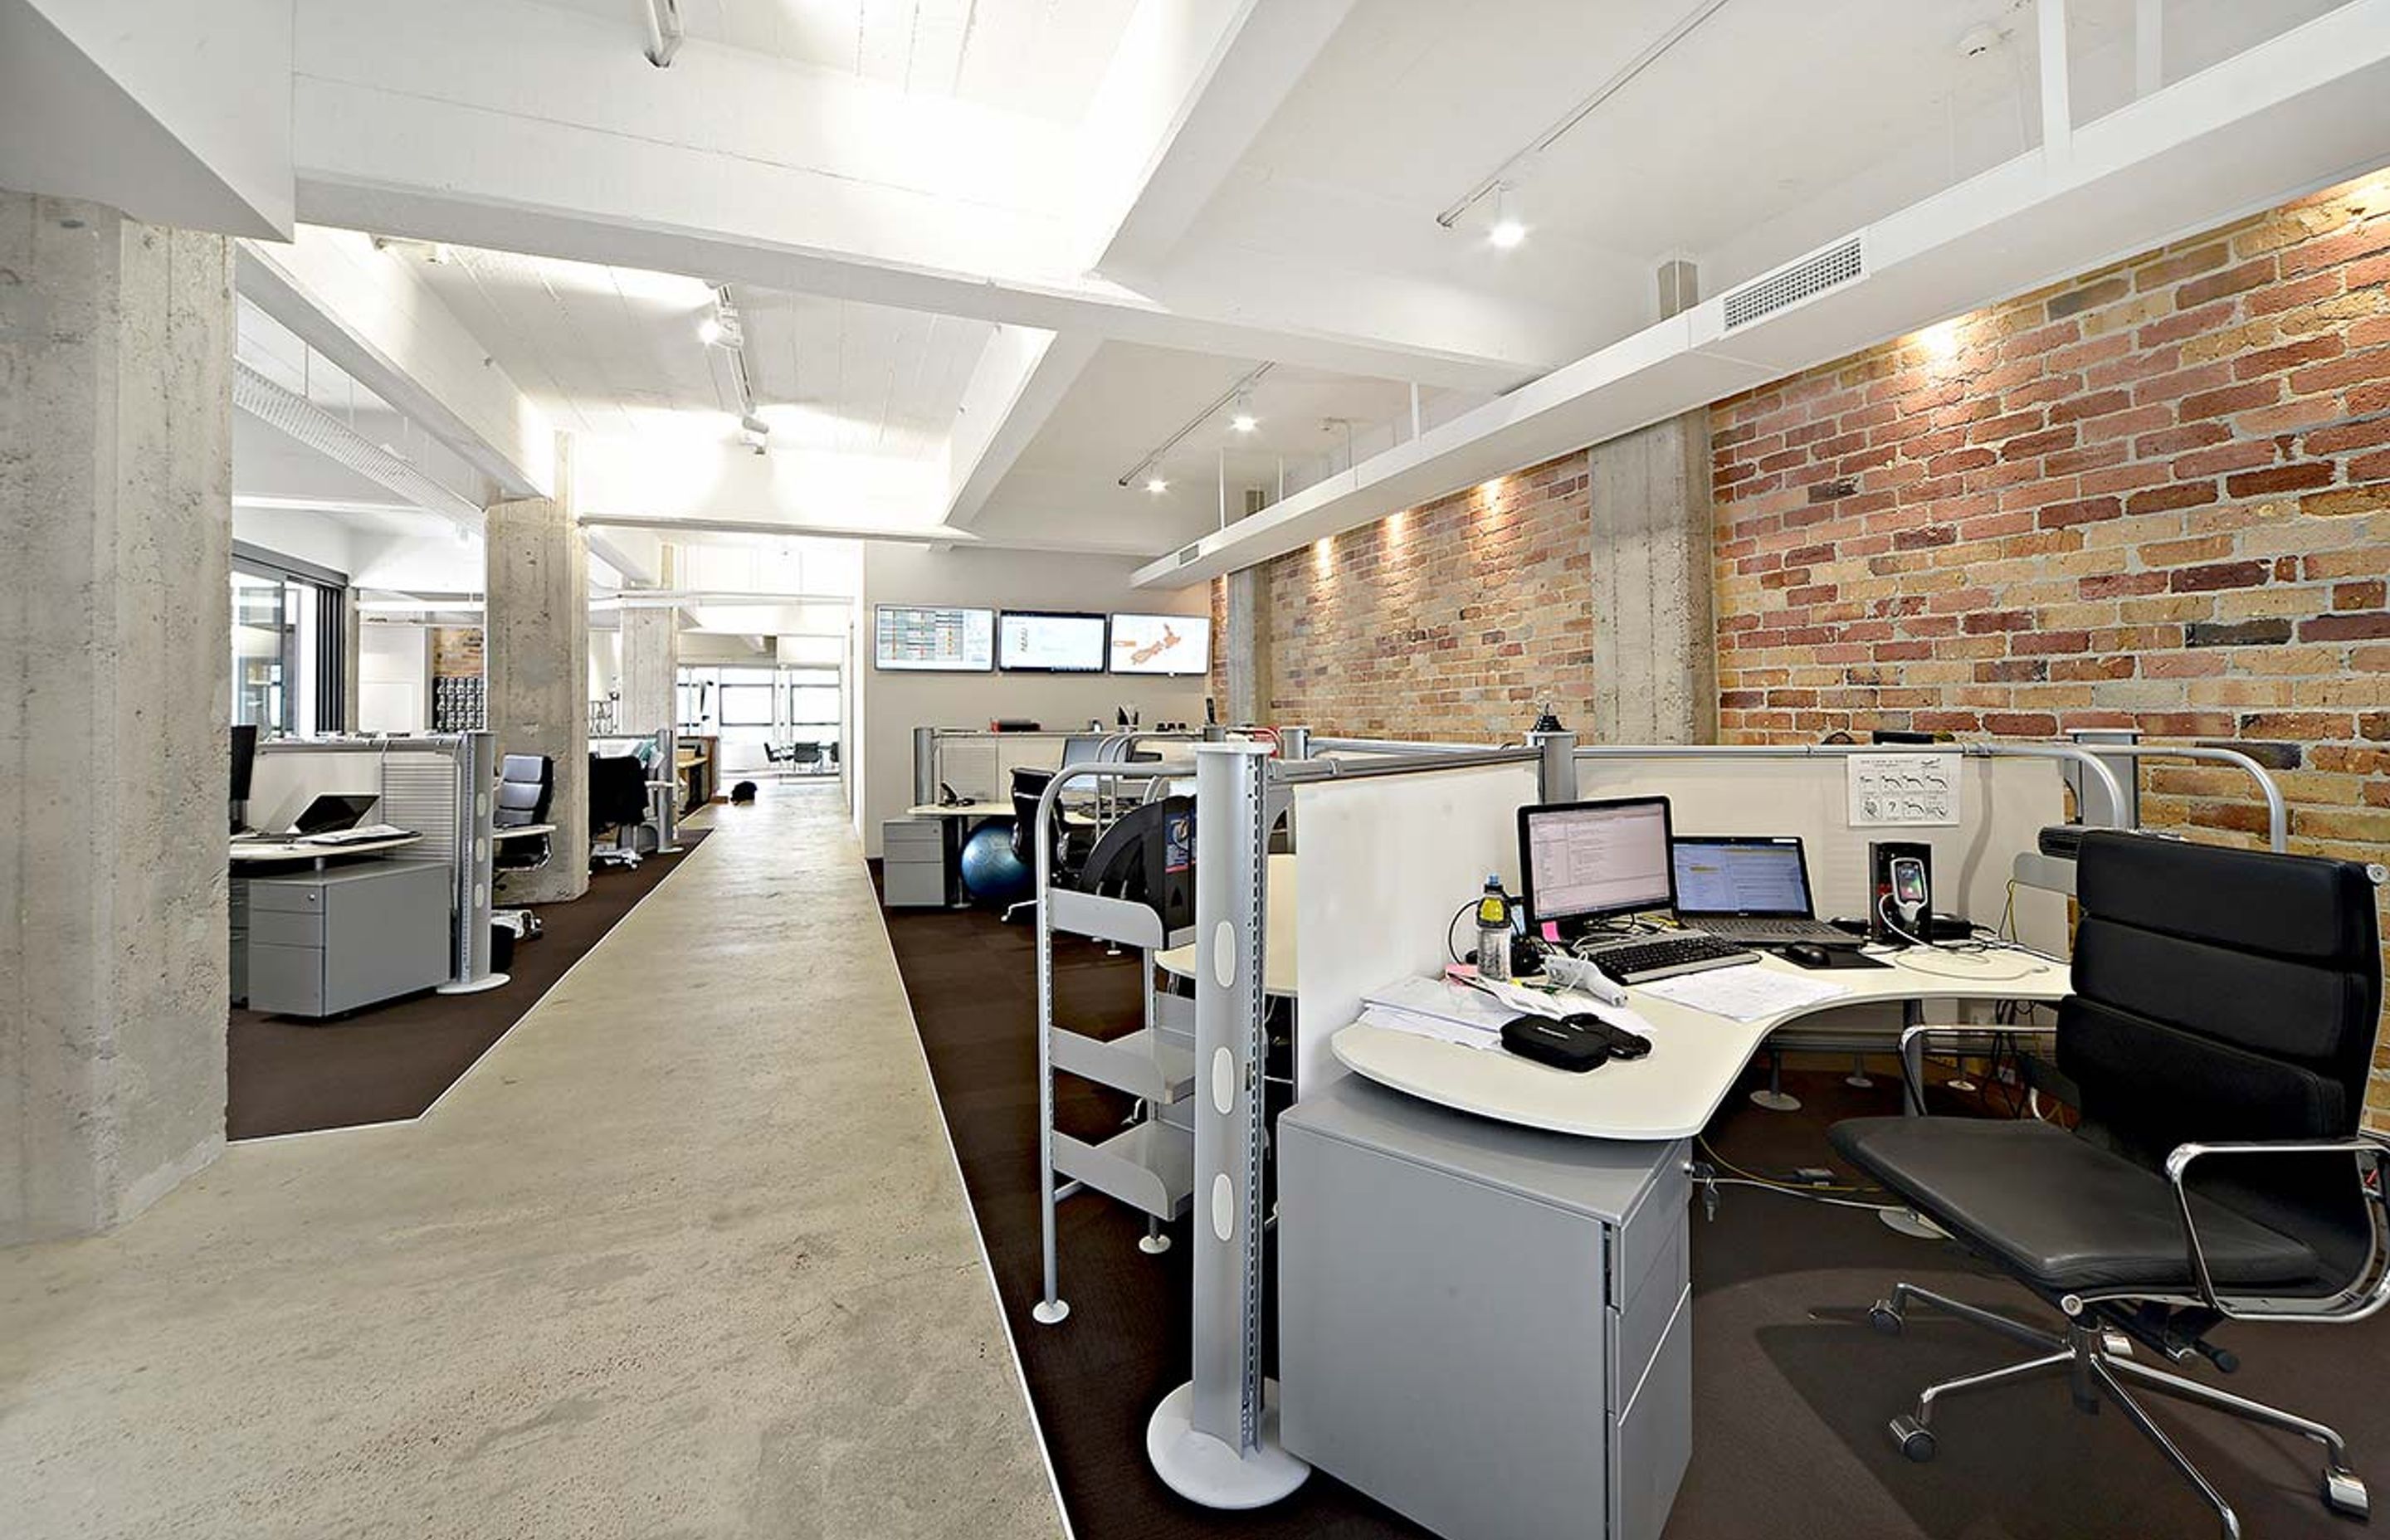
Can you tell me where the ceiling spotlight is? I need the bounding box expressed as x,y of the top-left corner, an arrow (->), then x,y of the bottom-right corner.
696,316 -> 723,345
697,286 -> 744,349
1488,185 -> 1525,249
1230,389 -> 1258,434
1145,477 -> 1168,495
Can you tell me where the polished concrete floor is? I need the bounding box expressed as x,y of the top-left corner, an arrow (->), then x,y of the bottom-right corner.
0,786 -> 1064,1539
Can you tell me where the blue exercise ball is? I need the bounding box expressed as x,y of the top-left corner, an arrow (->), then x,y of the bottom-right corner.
959,821 -> 1033,905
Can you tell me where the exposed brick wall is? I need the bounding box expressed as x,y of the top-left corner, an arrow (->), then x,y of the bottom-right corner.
1208,574 -> 1229,709
1711,170 -> 2390,1122
1260,456 -> 1595,743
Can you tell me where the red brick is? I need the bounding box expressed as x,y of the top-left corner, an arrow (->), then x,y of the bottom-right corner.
2124,483 -> 2219,515
2171,562 -> 2270,592
2223,462 -> 2337,497
2177,256 -> 2276,308
2178,381 -> 2284,422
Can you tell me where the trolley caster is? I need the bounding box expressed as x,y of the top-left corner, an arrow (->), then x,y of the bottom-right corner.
2323,1467 -> 2369,1519
1868,1301 -> 1904,1336
1031,1299 -> 1071,1326
1138,1233 -> 1172,1255
1890,1415 -> 1936,1463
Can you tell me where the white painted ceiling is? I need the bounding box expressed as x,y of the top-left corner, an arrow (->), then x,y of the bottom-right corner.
241,0 -> 2378,578
526,0 -> 1138,122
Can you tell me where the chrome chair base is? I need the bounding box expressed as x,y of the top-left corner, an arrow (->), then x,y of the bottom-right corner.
1869,1282 -> 2369,1540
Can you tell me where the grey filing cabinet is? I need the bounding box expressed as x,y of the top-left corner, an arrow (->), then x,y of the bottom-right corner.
246,859 -> 452,1018
1278,1074 -> 1693,1540
881,816 -> 953,907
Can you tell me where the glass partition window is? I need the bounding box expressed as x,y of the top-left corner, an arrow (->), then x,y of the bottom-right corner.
232,570 -> 293,735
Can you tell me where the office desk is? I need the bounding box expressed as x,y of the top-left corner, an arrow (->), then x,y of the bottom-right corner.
491,822 -> 554,843
905,801 -> 1095,826
1154,853 -> 1299,997
232,832 -> 422,869
1332,948 -> 2070,1140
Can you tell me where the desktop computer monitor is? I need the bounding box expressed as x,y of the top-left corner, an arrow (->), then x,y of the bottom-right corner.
1518,796 -> 1677,929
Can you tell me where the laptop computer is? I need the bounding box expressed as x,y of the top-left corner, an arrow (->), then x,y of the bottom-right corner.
289,793 -> 381,836
1669,835 -> 1858,947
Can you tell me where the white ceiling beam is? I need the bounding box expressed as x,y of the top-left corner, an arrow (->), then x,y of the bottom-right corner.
238,227 -> 556,498
285,0 -> 1544,391
1078,0 -> 1357,281
1138,1 -> 2390,587
940,329 -> 1100,531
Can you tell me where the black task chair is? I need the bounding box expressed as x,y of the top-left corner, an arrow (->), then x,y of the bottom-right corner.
1002,766 -> 1096,924
493,754 -> 554,874
1832,831 -> 2388,1538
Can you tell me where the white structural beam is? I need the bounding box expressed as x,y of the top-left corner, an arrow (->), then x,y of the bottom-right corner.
285,0 -> 1545,391
1138,0 -> 2390,587
941,329 -> 1101,532
238,227 -> 556,499
1079,0 -> 1357,280
0,0 -> 295,237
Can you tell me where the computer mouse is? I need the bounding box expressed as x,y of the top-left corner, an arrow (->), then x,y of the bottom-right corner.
1783,943 -> 1834,968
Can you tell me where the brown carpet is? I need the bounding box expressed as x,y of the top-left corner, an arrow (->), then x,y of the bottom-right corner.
880,887 -> 2390,1540
226,831 -> 707,1140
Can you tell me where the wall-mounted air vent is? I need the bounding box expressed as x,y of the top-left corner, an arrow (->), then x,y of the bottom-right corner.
1720,234 -> 1865,332
1176,541 -> 1204,566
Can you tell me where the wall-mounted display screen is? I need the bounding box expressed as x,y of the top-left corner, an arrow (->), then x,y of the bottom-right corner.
1108,612 -> 1211,675
875,605 -> 994,672
997,611 -> 1108,673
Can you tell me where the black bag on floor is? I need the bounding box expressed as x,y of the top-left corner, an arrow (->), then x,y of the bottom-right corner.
731,780 -> 758,803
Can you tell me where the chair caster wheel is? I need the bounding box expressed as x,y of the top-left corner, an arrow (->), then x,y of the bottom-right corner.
1868,1302 -> 1903,1336
2323,1468 -> 2369,1519
1890,1416 -> 1936,1462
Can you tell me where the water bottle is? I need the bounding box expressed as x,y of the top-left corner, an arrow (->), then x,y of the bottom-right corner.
1475,875 -> 1514,982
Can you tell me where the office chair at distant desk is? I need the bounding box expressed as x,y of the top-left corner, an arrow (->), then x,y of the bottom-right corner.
1002,767 -> 1095,924
1832,831 -> 2388,1538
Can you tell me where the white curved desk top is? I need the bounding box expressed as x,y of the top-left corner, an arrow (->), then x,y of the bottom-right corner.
1155,854 -> 1298,997
1331,948 -> 2070,1141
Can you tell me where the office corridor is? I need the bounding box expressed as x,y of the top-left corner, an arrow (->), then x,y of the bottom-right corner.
0,787 -> 1061,1540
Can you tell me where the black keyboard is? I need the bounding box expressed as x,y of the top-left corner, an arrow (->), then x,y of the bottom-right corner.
1582,932 -> 1759,985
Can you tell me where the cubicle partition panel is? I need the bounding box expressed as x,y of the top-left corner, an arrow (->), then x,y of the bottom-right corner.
1572,748 -> 2072,955
248,735 -> 502,991
1289,760 -> 1539,1097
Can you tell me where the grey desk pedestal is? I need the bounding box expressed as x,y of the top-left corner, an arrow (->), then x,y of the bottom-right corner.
245,859 -> 452,1018
1278,1074 -> 1693,1540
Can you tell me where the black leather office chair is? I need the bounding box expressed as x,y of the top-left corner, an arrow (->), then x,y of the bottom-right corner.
1002,766 -> 1095,924
1832,831 -> 2388,1538
494,753 -> 554,874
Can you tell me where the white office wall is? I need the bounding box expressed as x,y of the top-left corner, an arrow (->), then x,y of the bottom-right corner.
857,543 -> 1212,855
232,505 -> 355,577
356,622 -> 427,734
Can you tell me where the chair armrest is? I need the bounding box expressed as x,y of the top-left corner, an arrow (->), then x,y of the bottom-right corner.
2163,1132 -> 2390,1320
1898,1022 -> 2057,1115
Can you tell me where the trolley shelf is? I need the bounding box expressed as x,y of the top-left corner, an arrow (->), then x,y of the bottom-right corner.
1046,887 -> 1191,951
1053,1122 -> 1194,1222
1053,1026 -> 1195,1105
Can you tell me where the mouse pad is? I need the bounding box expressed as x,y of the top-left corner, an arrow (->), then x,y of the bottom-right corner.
1782,948 -> 1892,970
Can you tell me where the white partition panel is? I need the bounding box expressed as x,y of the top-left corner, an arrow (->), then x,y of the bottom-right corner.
1290,763 -> 1539,1097
247,742 -> 383,831
1573,754 -> 2069,954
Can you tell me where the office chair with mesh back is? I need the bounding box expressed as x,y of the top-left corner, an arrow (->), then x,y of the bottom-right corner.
1832,831 -> 2388,1538
1002,767 -> 1094,924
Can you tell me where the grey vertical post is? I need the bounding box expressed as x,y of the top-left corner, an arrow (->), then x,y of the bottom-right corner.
2066,727 -> 2142,830
1278,724 -> 1312,763
1223,566 -> 1271,726
1530,730 -> 1578,803
913,725 -> 939,807
1149,743 -> 1309,1505
437,731 -> 502,991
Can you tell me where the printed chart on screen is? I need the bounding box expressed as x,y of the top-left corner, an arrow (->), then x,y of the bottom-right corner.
875,605 -> 993,671
998,612 -> 1107,672
1108,612 -> 1211,675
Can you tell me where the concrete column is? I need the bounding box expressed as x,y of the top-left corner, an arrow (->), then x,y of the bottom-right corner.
485,436 -> 590,900
1587,266 -> 1718,745
0,190 -> 234,1244
1222,566 -> 1271,726
617,548 -> 677,737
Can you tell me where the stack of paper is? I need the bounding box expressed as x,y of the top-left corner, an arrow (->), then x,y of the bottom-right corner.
1638,965 -> 1848,1021
1356,976 -> 1659,1050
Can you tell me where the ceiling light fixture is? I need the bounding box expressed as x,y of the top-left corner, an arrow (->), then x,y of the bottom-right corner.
696,316 -> 723,345
1115,361 -> 1276,488
697,288 -> 743,349
1435,0 -> 1733,234
1488,185 -> 1525,249
1230,388 -> 1258,433
1145,477 -> 1169,495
